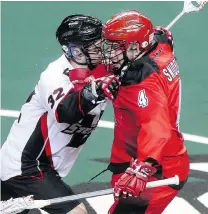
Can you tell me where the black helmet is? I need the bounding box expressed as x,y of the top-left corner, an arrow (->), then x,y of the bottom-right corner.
56,14 -> 102,69
56,14 -> 102,46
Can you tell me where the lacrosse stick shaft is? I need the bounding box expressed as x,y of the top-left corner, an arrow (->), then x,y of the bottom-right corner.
46,175 -> 179,206
166,10 -> 185,30
0,175 -> 180,213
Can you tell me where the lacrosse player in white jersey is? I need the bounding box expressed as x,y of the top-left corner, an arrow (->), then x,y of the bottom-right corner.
1,14 -> 119,214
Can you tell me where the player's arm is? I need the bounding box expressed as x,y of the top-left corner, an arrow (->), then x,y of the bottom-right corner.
57,75 -> 119,124
38,68 -> 119,124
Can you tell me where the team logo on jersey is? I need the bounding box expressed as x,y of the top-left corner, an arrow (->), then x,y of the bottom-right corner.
61,114 -> 99,135
61,123 -> 97,135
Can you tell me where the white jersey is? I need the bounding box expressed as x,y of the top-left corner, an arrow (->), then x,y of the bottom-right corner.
1,55 -> 107,181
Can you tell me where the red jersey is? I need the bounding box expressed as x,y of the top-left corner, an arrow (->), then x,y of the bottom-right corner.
110,40 -> 189,181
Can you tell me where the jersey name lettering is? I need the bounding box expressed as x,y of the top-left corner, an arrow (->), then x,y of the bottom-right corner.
163,58 -> 179,82
61,123 -> 97,135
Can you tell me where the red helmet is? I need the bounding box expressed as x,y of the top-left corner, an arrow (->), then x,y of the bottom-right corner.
103,10 -> 154,51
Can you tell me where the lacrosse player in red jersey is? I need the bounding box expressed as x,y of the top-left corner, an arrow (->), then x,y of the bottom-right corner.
102,10 -> 190,214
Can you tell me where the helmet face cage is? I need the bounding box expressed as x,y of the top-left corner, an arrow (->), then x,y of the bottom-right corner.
102,39 -> 130,74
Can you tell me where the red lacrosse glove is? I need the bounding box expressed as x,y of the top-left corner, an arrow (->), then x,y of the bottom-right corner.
113,159 -> 157,199
95,75 -> 120,101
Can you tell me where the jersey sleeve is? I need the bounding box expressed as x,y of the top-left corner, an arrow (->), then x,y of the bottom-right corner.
36,66 -> 102,124
134,75 -> 172,164
36,68 -> 74,121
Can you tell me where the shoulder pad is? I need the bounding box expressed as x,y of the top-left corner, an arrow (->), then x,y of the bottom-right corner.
121,56 -> 159,86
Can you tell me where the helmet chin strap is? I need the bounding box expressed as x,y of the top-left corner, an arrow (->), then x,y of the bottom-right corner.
81,48 -> 96,70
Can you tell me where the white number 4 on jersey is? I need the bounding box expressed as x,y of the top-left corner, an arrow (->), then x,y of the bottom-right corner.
138,89 -> 148,108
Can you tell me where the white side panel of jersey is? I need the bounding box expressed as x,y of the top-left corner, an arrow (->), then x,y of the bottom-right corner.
1,96 -> 46,180
0,55 -> 72,180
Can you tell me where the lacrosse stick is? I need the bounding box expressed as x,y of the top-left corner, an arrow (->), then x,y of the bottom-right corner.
136,1 -> 207,61
166,1 -> 207,30
0,175 -> 179,214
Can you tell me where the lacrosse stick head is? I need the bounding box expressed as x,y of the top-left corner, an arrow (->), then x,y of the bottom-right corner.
0,196 -> 50,214
184,1 -> 207,13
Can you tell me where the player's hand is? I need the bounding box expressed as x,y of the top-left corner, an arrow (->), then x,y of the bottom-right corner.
113,159 -> 156,199
95,75 -> 120,101
154,26 -> 174,50
154,26 -> 173,42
